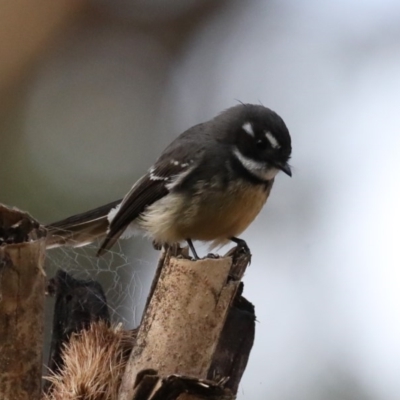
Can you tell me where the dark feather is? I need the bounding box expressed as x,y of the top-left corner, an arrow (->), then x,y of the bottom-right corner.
97,157 -> 198,256
46,200 -> 122,248
47,200 -> 121,230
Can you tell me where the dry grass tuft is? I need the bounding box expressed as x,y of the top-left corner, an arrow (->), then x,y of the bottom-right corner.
44,321 -> 136,400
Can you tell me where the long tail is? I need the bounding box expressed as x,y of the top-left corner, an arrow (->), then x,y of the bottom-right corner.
45,199 -> 121,249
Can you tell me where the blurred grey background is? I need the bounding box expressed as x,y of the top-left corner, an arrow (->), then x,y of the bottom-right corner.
1,0 -> 400,399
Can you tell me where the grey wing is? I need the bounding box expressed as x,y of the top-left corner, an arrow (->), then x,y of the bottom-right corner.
97,123 -> 212,255
97,146 -> 205,256
96,174 -> 167,256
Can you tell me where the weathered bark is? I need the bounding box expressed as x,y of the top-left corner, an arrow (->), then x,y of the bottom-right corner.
118,247 -> 251,400
0,205 -> 47,400
130,371 -> 231,400
208,284 -> 255,394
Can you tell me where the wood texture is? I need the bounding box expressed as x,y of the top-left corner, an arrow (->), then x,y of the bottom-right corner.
119,247 -> 251,400
0,205 -> 47,400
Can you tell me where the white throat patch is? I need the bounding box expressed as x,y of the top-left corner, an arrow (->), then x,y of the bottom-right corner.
233,148 -> 279,181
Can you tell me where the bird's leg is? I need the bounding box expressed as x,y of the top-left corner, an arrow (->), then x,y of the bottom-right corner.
186,238 -> 200,260
152,240 -> 162,251
230,236 -> 251,254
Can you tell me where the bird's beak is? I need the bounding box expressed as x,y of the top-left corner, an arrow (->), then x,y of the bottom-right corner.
279,163 -> 292,177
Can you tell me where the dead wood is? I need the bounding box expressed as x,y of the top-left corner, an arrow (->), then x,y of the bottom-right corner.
0,204 -> 47,400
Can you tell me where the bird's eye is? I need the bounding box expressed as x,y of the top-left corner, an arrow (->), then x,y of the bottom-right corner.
256,139 -> 268,150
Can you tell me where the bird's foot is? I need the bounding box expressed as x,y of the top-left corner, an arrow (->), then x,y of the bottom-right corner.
229,237 -> 252,263
152,240 -> 162,251
230,237 -> 250,254
206,253 -> 220,259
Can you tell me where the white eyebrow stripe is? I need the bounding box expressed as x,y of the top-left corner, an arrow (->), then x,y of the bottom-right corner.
265,131 -> 280,149
242,122 -> 254,136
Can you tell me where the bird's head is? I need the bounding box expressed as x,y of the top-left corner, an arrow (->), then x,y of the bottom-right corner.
221,104 -> 292,181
